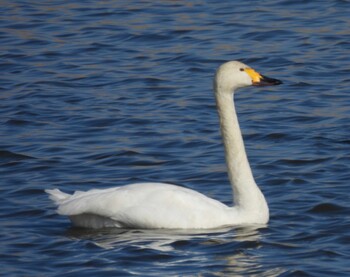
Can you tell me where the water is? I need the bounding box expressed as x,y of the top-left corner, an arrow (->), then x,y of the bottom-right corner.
1,0 -> 349,276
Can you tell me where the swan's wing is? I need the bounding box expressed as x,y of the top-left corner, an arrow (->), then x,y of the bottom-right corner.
46,183 -> 232,229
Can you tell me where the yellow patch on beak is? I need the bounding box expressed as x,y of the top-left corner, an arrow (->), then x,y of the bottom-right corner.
244,68 -> 262,84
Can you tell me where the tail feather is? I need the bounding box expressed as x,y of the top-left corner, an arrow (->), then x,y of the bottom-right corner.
45,189 -> 71,205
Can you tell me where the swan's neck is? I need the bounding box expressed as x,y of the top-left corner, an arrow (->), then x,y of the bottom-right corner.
215,91 -> 268,213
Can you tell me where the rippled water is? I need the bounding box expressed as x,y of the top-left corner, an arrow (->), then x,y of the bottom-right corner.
1,0 -> 350,276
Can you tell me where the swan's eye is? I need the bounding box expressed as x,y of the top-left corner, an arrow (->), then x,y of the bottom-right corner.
239,68 -> 244,72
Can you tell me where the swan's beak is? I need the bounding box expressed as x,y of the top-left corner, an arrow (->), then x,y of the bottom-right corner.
245,68 -> 282,86
256,75 -> 283,86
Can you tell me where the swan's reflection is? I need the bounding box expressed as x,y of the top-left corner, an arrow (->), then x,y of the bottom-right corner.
66,226 -> 241,251
65,225 -> 285,275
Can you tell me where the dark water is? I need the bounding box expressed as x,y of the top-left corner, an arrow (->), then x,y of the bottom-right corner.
1,0 -> 350,276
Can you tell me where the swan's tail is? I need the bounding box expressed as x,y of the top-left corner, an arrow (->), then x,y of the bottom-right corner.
45,189 -> 71,205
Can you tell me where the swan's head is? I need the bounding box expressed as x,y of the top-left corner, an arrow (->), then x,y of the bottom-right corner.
214,61 -> 282,93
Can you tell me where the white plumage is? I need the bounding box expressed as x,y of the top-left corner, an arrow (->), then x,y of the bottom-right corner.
46,61 -> 282,229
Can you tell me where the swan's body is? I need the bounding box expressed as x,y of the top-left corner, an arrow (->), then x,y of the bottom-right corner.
46,61 -> 282,229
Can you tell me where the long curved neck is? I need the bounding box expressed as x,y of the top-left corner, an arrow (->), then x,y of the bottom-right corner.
215,90 -> 267,211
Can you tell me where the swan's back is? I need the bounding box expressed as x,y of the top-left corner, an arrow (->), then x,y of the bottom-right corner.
46,183 -> 237,229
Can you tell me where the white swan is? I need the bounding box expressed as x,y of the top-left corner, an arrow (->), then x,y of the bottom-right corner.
46,61 -> 282,229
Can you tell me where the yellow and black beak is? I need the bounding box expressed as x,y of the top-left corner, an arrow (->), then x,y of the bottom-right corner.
244,68 -> 282,86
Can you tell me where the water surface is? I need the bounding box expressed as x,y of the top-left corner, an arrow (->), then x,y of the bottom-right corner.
1,0 -> 350,276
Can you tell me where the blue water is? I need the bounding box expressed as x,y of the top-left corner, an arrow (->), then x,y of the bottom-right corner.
1,0 -> 350,276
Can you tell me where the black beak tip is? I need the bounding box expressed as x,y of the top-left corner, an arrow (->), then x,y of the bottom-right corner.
254,75 -> 282,86
272,79 -> 283,85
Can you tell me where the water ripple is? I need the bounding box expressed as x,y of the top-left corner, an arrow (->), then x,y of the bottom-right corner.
1,0 -> 350,276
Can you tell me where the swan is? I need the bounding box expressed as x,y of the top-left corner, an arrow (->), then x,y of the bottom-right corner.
46,61 -> 282,229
